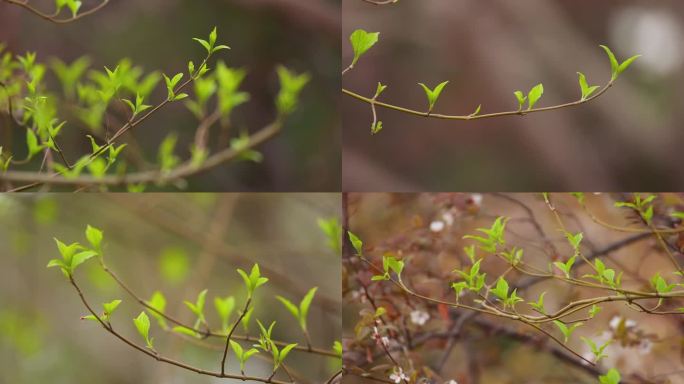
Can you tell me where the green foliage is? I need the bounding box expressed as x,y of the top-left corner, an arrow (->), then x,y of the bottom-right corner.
651,273 -> 675,294
418,81 -> 448,113
122,92 -> 151,119
600,45 -> 640,81
147,291 -> 168,329
581,337 -> 611,362
183,289 -> 208,329
276,66 -> 310,116
48,238 -> 97,277
229,340 -> 260,373
528,292 -> 546,314
318,217 -> 342,253
55,0 -> 82,17
214,295 -> 235,332
584,258 -> 621,288
526,83 -> 544,110
463,216 -> 508,253
333,340 -> 342,357
82,299 -> 121,323
163,73 -> 188,101
452,258 -> 486,296
240,307 -> 254,332
158,133 -> 180,172
133,311 -> 154,349
276,287 -> 318,332
554,255 -> 576,279
599,368 -> 621,384
269,340 -> 298,372
236,264 -> 268,298
229,132 -> 263,163
371,254 -> 404,281
193,27 -> 230,57
553,320 -> 582,343
349,29 -> 379,68
255,319 -> 276,351
577,72 -> 600,100
347,231 -> 363,255
85,225 -> 103,255
614,194 -> 656,224
491,277 -> 523,308
501,247 -> 523,266
51,57 -> 90,99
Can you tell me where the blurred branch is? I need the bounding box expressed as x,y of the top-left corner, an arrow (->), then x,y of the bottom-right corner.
2,0 -> 109,23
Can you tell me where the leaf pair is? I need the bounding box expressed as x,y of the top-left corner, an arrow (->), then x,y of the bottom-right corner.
553,320 -> 582,343
55,0 -> 82,17
122,92 -> 151,119
269,340 -> 298,372
193,27 -> 230,56
514,84 -> 543,111
237,264 -> 269,298
82,299 -> 121,323
600,45 -> 640,82
133,311 -> 154,349
48,225 -> 103,276
229,340 -> 260,373
163,73 -> 188,101
276,287 -> 318,332
371,254 -> 404,281
418,81 -> 448,113
276,66 -> 310,116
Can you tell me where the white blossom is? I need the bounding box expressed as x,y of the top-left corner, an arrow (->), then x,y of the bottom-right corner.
410,310 -> 430,326
430,220 -> 445,232
389,367 -> 409,383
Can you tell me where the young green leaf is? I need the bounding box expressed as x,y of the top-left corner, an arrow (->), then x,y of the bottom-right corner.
553,320 -> 582,343
514,90 -> 527,111
317,217 -> 342,253
236,264 -> 268,298
276,287 -> 318,332
527,83 -> 544,110
275,66 -> 310,115
581,337 -> 611,362
577,72 -> 600,100
554,255 -> 576,278
600,45 -> 640,81
183,289 -> 208,326
599,368 -> 621,384
347,231 -> 363,255
147,291 -> 168,329
418,81 -> 449,113
214,295 -> 235,332
492,277 -> 509,300
133,311 -> 154,349
349,29 -> 379,68
229,340 -> 259,373
528,292 -> 547,314
85,225 -> 103,254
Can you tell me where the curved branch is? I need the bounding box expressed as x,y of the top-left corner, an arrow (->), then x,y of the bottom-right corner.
2,0 -> 110,23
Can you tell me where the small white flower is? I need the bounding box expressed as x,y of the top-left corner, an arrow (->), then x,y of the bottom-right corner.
445,381 -> 458,384
389,367 -> 409,383
609,315 -> 621,330
470,193 -> 483,206
430,220 -> 445,232
410,310 -> 430,326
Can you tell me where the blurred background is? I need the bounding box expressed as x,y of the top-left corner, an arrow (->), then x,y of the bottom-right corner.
0,0 -> 340,191
344,193 -> 684,383
0,193 -> 341,383
342,0 -> 684,191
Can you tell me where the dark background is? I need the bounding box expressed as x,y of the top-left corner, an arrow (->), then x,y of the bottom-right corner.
0,0 -> 340,191
343,0 -> 684,191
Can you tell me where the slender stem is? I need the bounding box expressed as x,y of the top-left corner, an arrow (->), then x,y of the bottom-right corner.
3,0 -> 110,23
221,297 -> 252,375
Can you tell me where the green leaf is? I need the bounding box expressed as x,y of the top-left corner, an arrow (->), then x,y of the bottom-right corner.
184,289 -> 208,324
278,343 -> 297,365
347,231 -> 363,255
214,296 -> 235,332
133,311 -> 153,348
299,287 -> 318,331
275,66 -> 310,115
172,326 -> 200,338
370,120 -> 383,134
577,72 -> 600,100
241,307 -> 254,332
237,264 -> 268,298
418,81 -> 449,113
600,45 -> 619,81
599,368 -> 621,384
102,299 -> 122,321
588,304 -> 602,318
317,217 -> 342,253
514,90 -> 527,111
553,320 -> 582,343
70,250 -> 97,272
26,129 -> 43,159
554,255 -> 576,278
147,291 -> 168,329
349,29 -> 379,68
85,225 -> 103,253
618,55 -> 640,76
276,296 -> 300,320
527,83 -> 544,110
373,82 -> 387,99
193,38 -> 211,54
528,292 -> 546,313
492,277 -> 509,300
333,341 -> 342,356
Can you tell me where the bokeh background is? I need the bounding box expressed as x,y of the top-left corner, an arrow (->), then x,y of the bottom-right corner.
0,0 -> 340,191
343,193 -> 684,383
342,0 -> 684,191
0,193 -> 341,383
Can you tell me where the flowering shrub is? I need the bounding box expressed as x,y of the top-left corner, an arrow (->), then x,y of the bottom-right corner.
343,193 -> 684,383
